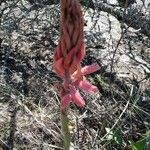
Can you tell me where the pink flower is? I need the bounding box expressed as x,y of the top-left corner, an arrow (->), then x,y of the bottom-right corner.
60,63 -> 100,110
53,0 -> 101,110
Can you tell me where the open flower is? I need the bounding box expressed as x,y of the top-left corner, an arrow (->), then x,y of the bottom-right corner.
60,63 -> 100,110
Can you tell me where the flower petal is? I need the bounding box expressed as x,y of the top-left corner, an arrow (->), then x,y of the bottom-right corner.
75,80 -> 99,93
70,87 -> 85,107
53,58 -> 65,77
61,94 -> 72,110
81,63 -> 100,75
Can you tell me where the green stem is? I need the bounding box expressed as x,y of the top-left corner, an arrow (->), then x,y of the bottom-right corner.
61,109 -> 71,150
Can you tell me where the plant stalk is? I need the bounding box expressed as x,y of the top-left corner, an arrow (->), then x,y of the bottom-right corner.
61,109 -> 71,150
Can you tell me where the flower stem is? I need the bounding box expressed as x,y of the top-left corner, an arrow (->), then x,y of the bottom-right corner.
61,109 -> 71,150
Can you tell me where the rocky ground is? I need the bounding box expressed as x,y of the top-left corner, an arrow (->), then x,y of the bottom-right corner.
0,0 -> 150,150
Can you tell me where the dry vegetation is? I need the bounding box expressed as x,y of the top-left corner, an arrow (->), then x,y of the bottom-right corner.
0,0 -> 150,150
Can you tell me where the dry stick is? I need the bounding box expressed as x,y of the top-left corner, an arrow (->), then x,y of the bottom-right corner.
109,0 -> 130,103
92,129 -> 100,148
133,105 -> 150,118
110,0 -> 127,70
0,139 -> 9,149
106,0 -> 147,73
40,143 -> 63,150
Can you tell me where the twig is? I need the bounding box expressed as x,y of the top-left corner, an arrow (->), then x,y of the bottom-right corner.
0,139 -> 9,149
